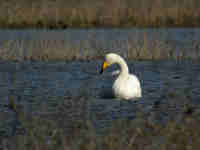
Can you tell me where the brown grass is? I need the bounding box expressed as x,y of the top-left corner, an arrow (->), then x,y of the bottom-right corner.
0,0 -> 200,28
0,32 -> 200,61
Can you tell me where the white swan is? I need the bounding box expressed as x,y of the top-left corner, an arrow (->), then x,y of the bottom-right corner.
100,53 -> 142,100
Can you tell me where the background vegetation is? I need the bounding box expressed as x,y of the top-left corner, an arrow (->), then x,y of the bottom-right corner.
0,0 -> 200,28
1,33 -> 200,61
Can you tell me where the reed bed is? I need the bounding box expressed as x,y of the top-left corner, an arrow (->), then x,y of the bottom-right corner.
0,33 -> 199,61
0,0 -> 200,28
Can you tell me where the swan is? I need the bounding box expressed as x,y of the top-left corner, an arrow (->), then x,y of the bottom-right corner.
100,53 -> 142,100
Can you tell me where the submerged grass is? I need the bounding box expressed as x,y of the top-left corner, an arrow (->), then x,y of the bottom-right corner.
1,90 -> 200,150
0,0 -> 200,28
3,117 -> 200,150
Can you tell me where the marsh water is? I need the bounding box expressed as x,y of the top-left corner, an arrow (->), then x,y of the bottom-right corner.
0,28 -> 200,60
0,28 -> 200,135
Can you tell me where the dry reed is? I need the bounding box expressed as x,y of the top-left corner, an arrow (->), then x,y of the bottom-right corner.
0,0 -> 200,28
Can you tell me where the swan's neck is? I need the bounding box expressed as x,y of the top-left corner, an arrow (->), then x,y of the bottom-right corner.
118,58 -> 129,76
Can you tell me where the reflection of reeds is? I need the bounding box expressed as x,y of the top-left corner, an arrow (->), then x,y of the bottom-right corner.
0,0 -> 200,28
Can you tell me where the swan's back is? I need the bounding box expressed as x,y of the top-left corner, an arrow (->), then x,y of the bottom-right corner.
112,73 -> 142,100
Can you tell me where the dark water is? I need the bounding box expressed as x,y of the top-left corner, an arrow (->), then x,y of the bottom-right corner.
0,60 -> 199,106
0,60 -> 200,132
0,28 -> 200,135
1,28 -> 200,42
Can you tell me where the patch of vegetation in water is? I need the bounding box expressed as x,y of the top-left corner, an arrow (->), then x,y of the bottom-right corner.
0,35 -> 200,61
1,90 -> 200,150
1,112 -> 200,150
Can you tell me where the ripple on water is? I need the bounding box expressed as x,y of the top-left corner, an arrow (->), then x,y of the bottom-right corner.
0,60 -> 200,133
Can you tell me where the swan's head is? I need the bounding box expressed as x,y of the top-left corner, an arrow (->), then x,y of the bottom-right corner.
100,53 -> 121,74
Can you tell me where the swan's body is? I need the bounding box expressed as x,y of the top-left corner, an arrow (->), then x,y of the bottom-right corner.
100,53 -> 142,100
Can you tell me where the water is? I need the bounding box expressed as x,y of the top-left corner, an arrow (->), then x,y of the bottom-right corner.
0,60 -> 200,124
0,28 -> 200,60
0,28 -> 200,135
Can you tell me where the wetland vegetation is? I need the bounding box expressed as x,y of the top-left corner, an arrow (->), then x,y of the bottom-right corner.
0,59 -> 200,150
1,90 -> 200,150
0,24 -> 200,149
0,28 -> 200,61
1,0 -> 200,28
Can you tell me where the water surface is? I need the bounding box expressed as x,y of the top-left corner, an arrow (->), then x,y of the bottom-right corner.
0,60 -> 199,132
0,28 -> 200,60
0,28 -> 200,135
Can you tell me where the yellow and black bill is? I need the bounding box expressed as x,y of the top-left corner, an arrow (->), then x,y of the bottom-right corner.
100,61 -> 109,74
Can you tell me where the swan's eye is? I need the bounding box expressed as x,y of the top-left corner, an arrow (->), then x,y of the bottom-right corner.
100,61 -> 109,74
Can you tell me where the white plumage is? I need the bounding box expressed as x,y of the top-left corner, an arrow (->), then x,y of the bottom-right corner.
100,53 -> 142,100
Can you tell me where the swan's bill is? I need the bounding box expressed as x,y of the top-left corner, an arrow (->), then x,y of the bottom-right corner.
100,61 -> 109,74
